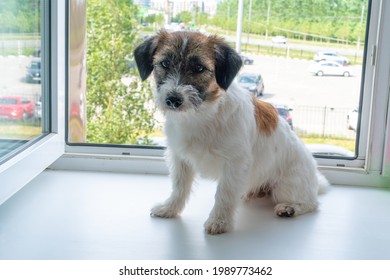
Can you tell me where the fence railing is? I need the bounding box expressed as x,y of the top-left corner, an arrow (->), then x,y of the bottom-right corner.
291,105 -> 356,139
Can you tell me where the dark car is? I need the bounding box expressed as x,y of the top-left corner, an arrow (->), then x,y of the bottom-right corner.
26,60 -> 41,83
240,54 -> 254,65
272,103 -> 293,129
237,73 -> 264,97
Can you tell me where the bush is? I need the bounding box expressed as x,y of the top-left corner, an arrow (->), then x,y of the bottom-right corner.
86,0 -> 156,144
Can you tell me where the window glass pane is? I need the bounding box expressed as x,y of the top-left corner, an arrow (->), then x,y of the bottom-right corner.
70,0 -> 370,160
0,0 -> 46,162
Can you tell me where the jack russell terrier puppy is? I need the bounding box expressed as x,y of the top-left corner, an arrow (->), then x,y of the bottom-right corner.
134,30 -> 329,235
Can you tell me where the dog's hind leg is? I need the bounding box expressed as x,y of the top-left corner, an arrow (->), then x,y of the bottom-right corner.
271,173 -> 319,217
150,155 -> 195,218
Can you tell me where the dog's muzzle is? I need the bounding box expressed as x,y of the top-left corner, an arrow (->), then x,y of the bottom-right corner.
165,96 -> 183,109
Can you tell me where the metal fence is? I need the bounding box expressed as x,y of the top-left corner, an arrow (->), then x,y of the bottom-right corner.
291,105 -> 356,139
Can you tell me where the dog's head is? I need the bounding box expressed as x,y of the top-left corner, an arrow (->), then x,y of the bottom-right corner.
133,30 -> 242,113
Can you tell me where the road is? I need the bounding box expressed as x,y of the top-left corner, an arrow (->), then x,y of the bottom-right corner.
243,54 -> 361,107
0,56 -> 41,100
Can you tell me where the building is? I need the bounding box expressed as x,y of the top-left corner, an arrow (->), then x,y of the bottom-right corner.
149,0 -> 218,17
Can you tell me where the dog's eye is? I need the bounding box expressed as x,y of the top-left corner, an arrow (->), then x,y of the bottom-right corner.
194,64 -> 205,73
161,60 -> 170,69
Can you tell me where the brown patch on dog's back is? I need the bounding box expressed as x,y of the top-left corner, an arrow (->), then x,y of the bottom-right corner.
252,96 -> 279,136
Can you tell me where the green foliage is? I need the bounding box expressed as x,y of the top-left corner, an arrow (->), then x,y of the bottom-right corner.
214,0 -> 367,43
143,13 -> 165,26
86,0 -> 156,144
173,11 -> 193,24
0,0 -> 40,33
171,9 -> 209,29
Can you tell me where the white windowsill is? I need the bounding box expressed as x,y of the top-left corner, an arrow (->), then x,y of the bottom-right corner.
1,168 -> 389,260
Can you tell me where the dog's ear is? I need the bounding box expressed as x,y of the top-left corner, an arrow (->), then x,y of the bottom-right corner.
134,35 -> 158,81
214,42 -> 243,90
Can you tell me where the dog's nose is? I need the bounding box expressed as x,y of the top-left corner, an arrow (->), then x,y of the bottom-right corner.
165,96 -> 183,109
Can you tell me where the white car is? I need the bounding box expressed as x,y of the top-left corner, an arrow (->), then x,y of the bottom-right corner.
309,61 -> 351,77
272,36 -> 287,44
313,51 -> 350,65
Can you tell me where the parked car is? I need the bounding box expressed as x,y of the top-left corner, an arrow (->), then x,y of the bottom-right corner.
240,54 -> 254,65
33,48 -> 41,57
313,51 -> 349,65
347,107 -> 359,131
272,103 -> 293,129
237,73 -> 264,96
309,61 -> 351,77
35,97 -> 42,120
0,96 -> 35,121
272,35 -> 287,44
26,59 -> 41,83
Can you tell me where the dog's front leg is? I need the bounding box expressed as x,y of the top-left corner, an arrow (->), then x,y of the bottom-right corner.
151,156 -> 195,218
204,164 -> 247,235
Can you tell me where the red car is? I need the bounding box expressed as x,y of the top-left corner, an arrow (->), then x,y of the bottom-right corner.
0,96 -> 35,121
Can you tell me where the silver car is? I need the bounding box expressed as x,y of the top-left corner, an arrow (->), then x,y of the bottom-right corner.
237,73 -> 264,97
313,51 -> 350,65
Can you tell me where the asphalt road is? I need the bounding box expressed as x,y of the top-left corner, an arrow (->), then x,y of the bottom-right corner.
242,54 -> 362,107
0,56 -> 41,101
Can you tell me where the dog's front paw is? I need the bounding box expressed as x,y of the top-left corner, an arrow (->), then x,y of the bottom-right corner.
204,216 -> 233,235
150,203 -> 180,218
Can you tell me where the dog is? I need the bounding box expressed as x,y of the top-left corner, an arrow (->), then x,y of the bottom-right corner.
134,30 -> 329,235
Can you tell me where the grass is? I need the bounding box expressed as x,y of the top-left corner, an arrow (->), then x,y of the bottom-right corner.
0,47 -> 36,57
300,135 -> 356,152
240,41 -> 363,64
0,33 -> 39,40
0,122 -> 41,140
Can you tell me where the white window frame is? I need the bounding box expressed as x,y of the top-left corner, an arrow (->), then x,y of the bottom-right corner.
0,0 -> 66,205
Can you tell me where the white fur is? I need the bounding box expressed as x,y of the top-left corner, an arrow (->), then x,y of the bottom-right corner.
150,80 -> 330,235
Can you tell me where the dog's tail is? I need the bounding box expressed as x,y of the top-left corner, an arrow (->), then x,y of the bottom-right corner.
317,171 -> 330,194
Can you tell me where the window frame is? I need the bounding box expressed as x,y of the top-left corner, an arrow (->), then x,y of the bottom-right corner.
0,0 -> 66,205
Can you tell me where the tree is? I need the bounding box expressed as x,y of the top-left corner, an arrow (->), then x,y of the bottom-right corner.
0,0 -> 40,33
212,0 -> 366,43
173,11 -> 193,24
86,0 -> 156,144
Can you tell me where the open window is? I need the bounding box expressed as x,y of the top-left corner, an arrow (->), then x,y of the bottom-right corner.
0,0 -> 66,204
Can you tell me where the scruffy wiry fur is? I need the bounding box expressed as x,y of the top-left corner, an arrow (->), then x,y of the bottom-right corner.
134,30 -> 329,235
